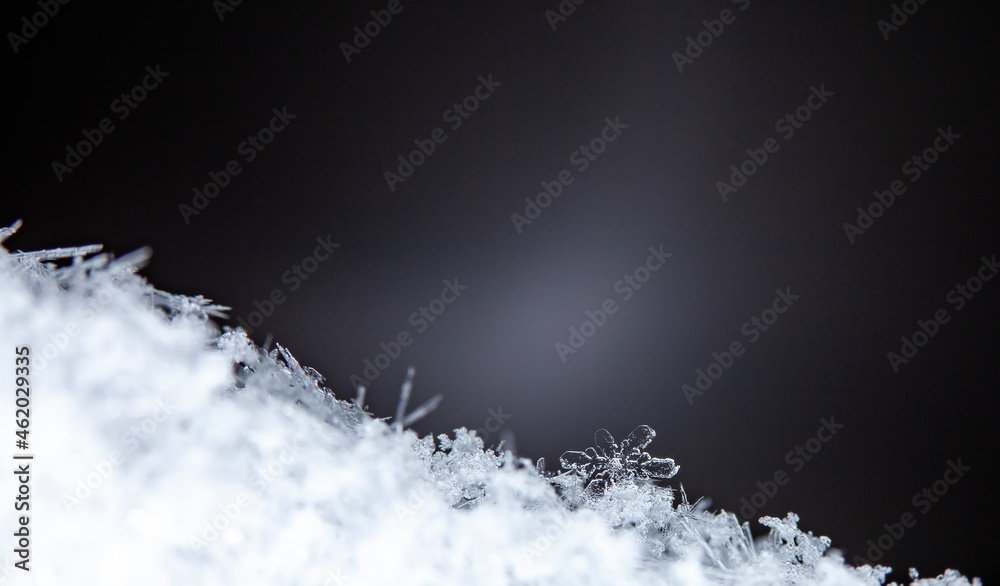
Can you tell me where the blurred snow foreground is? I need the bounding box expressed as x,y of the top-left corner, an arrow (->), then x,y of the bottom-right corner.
0,222 -> 979,586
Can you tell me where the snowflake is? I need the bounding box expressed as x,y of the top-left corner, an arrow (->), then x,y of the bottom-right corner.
559,425 -> 679,494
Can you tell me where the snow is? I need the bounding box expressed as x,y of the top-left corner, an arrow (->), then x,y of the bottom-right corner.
0,223 -> 980,585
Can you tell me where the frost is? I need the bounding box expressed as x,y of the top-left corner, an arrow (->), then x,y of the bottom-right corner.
906,569 -> 982,586
424,427 -> 504,508
759,512 -> 833,582
0,220 -> 980,585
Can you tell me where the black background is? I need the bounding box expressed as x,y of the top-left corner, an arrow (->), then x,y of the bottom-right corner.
2,0 -> 995,580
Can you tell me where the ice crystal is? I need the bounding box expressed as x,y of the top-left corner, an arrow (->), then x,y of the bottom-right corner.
559,425 -> 680,495
351,365 -> 443,431
760,512 -> 833,582
390,366 -> 444,430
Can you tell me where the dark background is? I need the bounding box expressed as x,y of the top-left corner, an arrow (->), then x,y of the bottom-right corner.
2,0 -> 995,580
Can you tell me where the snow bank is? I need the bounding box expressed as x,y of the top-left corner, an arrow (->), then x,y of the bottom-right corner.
0,223 -> 979,585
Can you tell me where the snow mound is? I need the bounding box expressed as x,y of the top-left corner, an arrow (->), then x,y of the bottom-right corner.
0,223 -> 979,586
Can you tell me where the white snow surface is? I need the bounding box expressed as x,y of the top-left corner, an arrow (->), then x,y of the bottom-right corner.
0,237 -> 980,586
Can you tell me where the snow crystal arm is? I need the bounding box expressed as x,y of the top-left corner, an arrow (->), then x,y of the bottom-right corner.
0,219 -> 23,244
392,366 -> 416,432
640,457 -> 679,479
559,450 -> 593,474
148,289 -> 230,319
619,424 -> 656,457
593,428 -> 615,458
106,246 -> 152,272
402,393 -> 443,427
13,244 -> 104,261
